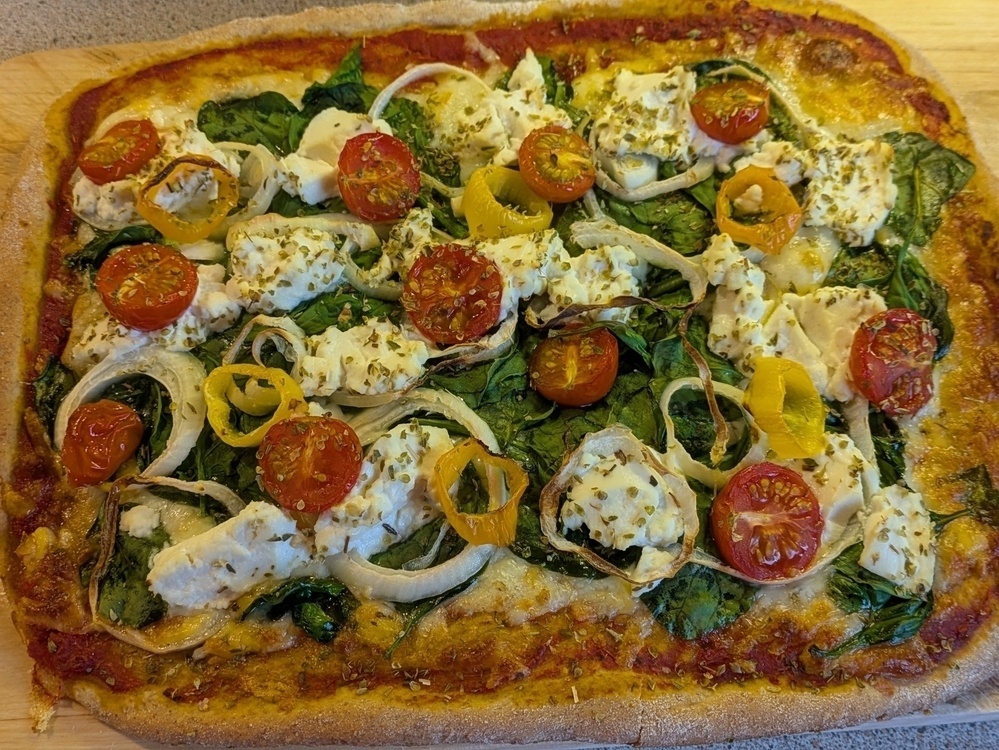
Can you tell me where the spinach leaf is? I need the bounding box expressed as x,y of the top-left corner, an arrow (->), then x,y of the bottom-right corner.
33,357 -> 76,436
815,543 -> 933,658
687,172 -> 722,216
416,186 -> 469,238
553,201 -> 589,257
628,268 -> 692,344
100,376 -> 173,472
640,564 -> 757,640
509,504 -> 603,577
869,410 -> 906,487
934,465 -> 999,530
601,190 -> 714,256
650,317 -> 742,389
175,425 -> 267,501
244,577 -> 357,643
536,55 -> 587,126
290,289 -> 403,336
885,246 -> 954,358
289,47 -> 377,150
96,523 -> 170,629
664,388 -> 751,470
824,242 -> 953,358
197,92 -> 299,156
884,132 -> 975,247
66,225 -> 162,275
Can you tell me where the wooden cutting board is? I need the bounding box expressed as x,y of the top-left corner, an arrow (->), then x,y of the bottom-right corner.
2,2 -> 999,747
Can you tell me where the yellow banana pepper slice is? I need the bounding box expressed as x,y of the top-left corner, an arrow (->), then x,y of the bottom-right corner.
204,364 -> 305,448
744,357 -> 825,459
136,156 -> 239,243
716,165 -> 803,254
463,165 -> 553,239
432,438 -> 528,547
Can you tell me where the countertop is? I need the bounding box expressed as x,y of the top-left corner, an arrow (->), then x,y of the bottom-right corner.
1,0 -> 998,748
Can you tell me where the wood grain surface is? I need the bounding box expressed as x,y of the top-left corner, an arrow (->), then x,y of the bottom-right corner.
2,1 -> 999,748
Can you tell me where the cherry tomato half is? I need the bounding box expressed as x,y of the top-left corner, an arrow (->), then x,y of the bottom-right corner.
95,243 -> 199,332
849,308 -> 937,418
257,416 -> 363,514
337,132 -> 421,222
710,462 -> 823,582
402,244 -> 503,345
518,125 -> 596,203
691,80 -> 771,145
78,118 -> 162,185
529,328 -> 619,407
61,400 -> 144,486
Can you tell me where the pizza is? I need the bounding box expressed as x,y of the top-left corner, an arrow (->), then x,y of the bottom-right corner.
3,0 -> 999,745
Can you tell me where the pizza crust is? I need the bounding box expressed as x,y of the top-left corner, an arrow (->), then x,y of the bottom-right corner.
4,0 -> 999,746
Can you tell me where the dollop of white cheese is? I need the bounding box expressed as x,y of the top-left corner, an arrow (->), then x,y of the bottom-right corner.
297,318 -> 430,397
382,207 -> 436,276
787,433 -> 879,543
540,244 -> 648,323
860,484 -> 936,595
314,421 -> 454,558
468,230 -> 564,317
759,226 -> 841,294
703,234 -> 886,401
119,505 -> 162,540
803,135 -> 897,247
147,502 -> 312,610
66,263 -> 243,371
226,223 -> 347,314
592,66 -> 697,166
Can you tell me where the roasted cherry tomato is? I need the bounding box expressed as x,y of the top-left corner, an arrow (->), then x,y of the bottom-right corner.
518,125 -> 596,203
849,308 -> 937,417
61,400 -> 144,486
691,80 -> 771,145
337,132 -> 421,222
77,118 -> 161,185
257,416 -> 363,513
529,328 -> 619,407
710,462 -> 823,582
95,243 -> 199,331
402,244 -> 503,345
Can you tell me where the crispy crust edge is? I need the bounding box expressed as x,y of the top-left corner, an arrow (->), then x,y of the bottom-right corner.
4,0 -> 999,746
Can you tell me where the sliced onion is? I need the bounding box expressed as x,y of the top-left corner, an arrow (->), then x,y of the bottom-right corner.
593,158 -> 714,202
424,312 -> 517,364
368,63 -> 490,122
212,142 -> 283,238
659,377 -> 768,489
88,476 -> 235,653
123,475 -> 247,518
538,425 -> 699,585
326,545 -> 494,603
346,387 -> 500,452
570,217 -> 709,303
223,314 -> 307,369
582,188 -> 603,219
53,347 -> 207,477
842,395 -> 877,468
421,171 -> 464,199
341,237 -> 402,301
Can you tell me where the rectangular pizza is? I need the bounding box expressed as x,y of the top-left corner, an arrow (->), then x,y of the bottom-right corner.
2,0 -> 999,745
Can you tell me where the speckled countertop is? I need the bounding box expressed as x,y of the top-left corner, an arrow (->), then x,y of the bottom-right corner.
0,1 -> 998,748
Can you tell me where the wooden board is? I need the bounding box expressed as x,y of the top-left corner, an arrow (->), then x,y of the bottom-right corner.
2,1 -> 999,747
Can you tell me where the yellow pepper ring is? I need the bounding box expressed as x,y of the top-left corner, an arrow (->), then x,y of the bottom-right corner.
204,364 -> 305,448
463,165 -> 554,239
716,165 -> 803,255
432,438 -> 528,547
136,156 -> 239,243
744,357 -> 826,460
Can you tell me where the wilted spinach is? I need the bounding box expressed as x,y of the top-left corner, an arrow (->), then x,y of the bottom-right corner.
197,91 -> 299,155
175,424 -> 267,501
96,523 -> 170,629
885,131 -> 975,247
814,544 -> 932,658
641,564 -> 757,640
244,577 -> 358,643
100,376 -> 173,471
932,464 -> 999,530
869,410 -> 906,487
32,357 -> 77,435
290,289 -> 403,336
600,190 -> 714,256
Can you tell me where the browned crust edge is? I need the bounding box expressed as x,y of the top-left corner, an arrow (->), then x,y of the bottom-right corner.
4,0 -> 999,746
